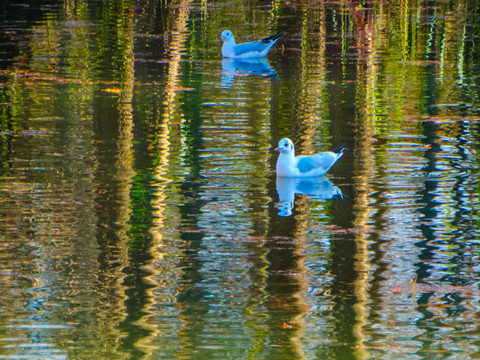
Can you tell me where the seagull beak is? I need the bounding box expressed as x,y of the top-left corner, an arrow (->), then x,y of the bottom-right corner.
274,147 -> 280,152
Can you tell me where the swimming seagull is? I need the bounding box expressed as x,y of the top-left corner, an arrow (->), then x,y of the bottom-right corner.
221,30 -> 283,59
275,138 -> 344,177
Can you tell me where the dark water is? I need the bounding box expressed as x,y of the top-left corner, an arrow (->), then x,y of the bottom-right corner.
1,0 -> 480,359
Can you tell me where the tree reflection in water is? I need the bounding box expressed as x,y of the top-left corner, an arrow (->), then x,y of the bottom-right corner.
0,0 -> 479,358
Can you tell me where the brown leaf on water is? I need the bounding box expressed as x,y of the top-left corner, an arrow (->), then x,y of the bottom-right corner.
390,285 -> 400,294
283,322 -> 293,329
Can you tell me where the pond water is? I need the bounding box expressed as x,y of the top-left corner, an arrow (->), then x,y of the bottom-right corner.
1,0 -> 480,359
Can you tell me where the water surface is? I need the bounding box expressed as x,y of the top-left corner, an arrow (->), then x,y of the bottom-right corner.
1,0 -> 480,359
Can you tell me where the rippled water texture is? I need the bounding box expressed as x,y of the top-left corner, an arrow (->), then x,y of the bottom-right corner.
1,0 -> 480,359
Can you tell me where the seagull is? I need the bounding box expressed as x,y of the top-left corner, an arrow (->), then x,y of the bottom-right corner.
275,138 -> 344,177
221,30 -> 283,59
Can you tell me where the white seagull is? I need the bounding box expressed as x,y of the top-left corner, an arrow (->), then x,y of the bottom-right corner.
275,138 -> 344,177
221,30 -> 283,59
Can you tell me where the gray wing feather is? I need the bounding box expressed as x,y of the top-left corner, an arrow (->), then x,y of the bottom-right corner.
297,153 -> 339,173
234,41 -> 267,56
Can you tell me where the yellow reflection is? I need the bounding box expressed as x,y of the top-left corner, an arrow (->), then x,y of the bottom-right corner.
299,4 -> 329,152
95,4 -> 137,356
137,0 -> 193,354
349,3 -> 381,359
151,0 -> 192,231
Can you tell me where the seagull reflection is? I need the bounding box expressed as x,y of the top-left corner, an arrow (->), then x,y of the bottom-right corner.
276,176 -> 343,217
221,58 -> 277,88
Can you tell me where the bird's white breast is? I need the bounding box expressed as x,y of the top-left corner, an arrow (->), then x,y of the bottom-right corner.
276,153 -> 300,177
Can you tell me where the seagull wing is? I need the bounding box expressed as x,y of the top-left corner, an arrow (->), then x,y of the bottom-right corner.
233,33 -> 282,57
296,152 -> 341,174
233,40 -> 268,56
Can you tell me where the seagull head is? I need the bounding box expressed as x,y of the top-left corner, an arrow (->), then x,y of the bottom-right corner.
221,30 -> 234,42
275,138 -> 295,155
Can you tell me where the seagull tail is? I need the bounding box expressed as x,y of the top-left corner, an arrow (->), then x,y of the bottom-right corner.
332,145 -> 346,155
262,32 -> 284,43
